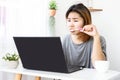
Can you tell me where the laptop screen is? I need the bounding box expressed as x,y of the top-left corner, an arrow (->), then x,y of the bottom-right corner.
13,37 -> 69,73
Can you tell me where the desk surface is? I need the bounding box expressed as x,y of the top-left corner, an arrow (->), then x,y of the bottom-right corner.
0,67 -> 120,80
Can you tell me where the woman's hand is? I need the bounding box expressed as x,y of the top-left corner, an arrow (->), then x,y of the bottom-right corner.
80,24 -> 99,37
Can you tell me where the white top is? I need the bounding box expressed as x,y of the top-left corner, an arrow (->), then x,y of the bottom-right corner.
0,67 -> 120,80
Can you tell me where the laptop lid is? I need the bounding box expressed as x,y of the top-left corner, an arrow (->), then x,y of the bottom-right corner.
13,37 -> 70,73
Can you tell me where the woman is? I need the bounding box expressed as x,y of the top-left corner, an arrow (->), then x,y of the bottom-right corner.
62,3 -> 106,69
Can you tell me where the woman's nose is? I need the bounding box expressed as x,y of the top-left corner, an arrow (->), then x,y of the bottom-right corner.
69,22 -> 74,27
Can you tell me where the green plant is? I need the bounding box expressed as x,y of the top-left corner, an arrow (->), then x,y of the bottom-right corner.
2,53 -> 19,61
49,0 -> 57,10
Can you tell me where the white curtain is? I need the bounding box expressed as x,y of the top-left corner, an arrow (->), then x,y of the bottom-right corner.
0,0 -> 52,80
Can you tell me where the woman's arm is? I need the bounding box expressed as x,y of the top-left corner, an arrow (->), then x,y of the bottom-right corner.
81,24 -> 106,67
91,35 -> 106,67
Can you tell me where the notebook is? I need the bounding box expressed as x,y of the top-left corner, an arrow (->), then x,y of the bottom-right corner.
13,37 -> 82,73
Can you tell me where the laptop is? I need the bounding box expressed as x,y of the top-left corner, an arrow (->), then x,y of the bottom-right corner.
13,37 -> 82,73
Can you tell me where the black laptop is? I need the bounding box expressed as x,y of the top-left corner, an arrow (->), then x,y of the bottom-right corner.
13,37 -> 81,73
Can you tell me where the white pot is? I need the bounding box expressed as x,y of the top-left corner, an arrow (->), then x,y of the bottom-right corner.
2,61 -> 19,69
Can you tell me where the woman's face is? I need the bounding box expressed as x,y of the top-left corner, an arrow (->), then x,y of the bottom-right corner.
66,12 -> 84,35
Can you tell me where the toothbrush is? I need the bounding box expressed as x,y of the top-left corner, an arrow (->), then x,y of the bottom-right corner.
70,27 -> 83,32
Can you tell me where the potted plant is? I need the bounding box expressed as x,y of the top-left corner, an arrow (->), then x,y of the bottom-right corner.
49,0 -> 57,16
2,53 -> 19,69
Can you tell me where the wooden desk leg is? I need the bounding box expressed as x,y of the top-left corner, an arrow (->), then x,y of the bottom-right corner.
14,74 -> 22,80
14,74 -> 40,80
35,76 -> 41,80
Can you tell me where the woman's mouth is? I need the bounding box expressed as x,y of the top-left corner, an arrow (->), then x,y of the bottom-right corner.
70,27 -> 83,32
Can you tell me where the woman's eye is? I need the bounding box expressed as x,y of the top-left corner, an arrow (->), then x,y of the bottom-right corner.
74,20 -> 78,22
67,19 -> 71,22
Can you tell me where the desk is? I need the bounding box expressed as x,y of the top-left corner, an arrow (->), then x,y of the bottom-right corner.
0,67 -> 120,80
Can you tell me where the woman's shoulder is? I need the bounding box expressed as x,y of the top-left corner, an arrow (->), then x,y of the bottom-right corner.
90,35 -> 105,41
100,35 -> 106,43
89,35 -> 106,44
63,34 -> 70,40
62,34 -> 71,43
100,35 -> 106,41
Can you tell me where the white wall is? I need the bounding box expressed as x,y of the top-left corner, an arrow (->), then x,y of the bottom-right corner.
0,0 -> 49,52
0,0 -> 52,80
93,0 -> 120,71
55,0 -> 120,71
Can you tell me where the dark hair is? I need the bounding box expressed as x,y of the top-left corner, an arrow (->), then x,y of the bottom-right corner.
66,3 -> 92,25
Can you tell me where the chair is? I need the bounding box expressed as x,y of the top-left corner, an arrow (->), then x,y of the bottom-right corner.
14,74 -> 41,80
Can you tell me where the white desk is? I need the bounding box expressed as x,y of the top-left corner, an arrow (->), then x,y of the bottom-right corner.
0,67 -> 120,80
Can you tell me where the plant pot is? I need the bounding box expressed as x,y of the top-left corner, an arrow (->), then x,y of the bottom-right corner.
49,9 -> 56,16
2,61 -> 19,69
